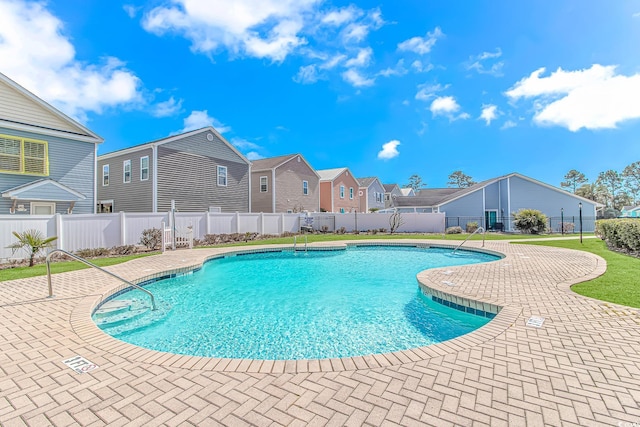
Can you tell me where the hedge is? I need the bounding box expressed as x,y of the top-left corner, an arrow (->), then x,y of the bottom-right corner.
595,219 -> 640,252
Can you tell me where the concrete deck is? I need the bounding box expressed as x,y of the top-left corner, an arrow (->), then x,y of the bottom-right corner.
1,240 -> 639,426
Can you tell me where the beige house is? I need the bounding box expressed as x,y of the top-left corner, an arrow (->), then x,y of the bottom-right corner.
250,154 -> 320,213
317,167 -> 360,213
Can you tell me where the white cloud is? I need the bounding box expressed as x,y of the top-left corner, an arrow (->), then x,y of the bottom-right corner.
340,9 -> 383,43
143,0 -> 318,62
505,64 -> 640,131
397,27 -> 443,55
479,104 -> 498,125
345,47 -> 373,68
181,110 -> 231,133
231,137 -> 261,150
411,60 -> 434,73
151,97 -> 182,117
501,120 -> 517,130
293,65 -> 320,84
466,48 -> 504,76
123,4 -> 139,18
0,0 -> 142,121
430,96 -> 469,120
377,60 -> 408,77
246,151 -> 264,160
633,12 -> 640,18
415,83 -> 449,101
320,54 -> 346,69
342,69 -> 375,87
322,6 -> 361,26
377,140 -> 400,160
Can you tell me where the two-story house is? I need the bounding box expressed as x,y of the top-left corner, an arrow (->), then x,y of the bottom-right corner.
357,177 -> 386,212
317,167 -> 360,213
0,72 -> 103,215
96,127 -> 251,213
251,154 -> 320,213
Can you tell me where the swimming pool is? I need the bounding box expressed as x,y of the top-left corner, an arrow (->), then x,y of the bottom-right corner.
94,245 -> 500,360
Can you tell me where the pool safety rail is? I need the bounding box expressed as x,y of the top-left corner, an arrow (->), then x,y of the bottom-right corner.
293,235 -> 308,252
45,249 -> 157,311
452,227 -> 486,254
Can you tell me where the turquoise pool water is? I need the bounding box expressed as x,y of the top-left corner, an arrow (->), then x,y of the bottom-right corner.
96,245 -> 499,360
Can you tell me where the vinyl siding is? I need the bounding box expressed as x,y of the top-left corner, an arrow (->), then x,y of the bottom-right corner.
96,148 -> 153,212
484,182 -> 500,210
0,80 -> 85,135
157,131 -> 249,212
320,182 -> 332,212
251,172 -> 273,212
364,180 -> 385,212
439,189 -> 484,228
330,171 -> 360,213
274,157 -> 320,213
0,127 -> 95,214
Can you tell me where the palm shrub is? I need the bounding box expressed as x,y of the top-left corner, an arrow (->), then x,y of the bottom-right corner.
513,209 -> 548,234
7,229 -> 58,267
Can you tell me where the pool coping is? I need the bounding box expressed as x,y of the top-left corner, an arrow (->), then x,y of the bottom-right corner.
70,242 -> 522,373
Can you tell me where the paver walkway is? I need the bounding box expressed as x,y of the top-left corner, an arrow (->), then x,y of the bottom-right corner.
1,240 -> 639,426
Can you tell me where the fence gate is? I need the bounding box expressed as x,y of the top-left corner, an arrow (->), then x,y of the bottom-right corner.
161,222 -> 193,252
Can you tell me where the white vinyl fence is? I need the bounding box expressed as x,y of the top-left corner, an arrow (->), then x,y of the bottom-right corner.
0,211 -> 445,262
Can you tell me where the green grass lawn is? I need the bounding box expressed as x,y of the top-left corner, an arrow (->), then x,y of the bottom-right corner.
519,239 -> 640,308
0,253 -> 158,282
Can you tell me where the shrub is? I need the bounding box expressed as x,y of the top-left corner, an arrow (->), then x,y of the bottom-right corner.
140,228 -> 162,250
378,228 -> 387,233
596,219 -> 640,252
76,247 -> 110,258
466,221 -> 479,233
335,227 -> 347,234
513,209 -> 548,234
558,222 -> 575,234
369,208 -> 379,213
320,225 -> 329,233
446,226 -> 463,234
389,212 -> 405,234
111,245 -> 136,255
6,229 -> 58,267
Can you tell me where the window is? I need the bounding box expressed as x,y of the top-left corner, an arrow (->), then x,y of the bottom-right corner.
140,156 -> 149,181
349,187 -> 354,199
340,185 -> 345,199
217,165 -> 227,186
123,160 -> 131,183
0,134 -> 48,175
31,202 -> 55,215
340,208 -> 345,213
260,176 -> 268,192
102,164 -> 109,186
303,180 -> 308,195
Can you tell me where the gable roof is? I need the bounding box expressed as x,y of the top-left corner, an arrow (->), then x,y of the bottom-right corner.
357,177 -> 383,188
383,183 -> 400,192
0,72 -> 103,144
400,188 -> 415,196
393,188 -> 462,206
251,154 -> 320,177
317,167 -> 348,181
98,126 -> 250,165
2,178 -> 86,202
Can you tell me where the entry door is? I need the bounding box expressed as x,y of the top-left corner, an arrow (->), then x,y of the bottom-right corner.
485,210 -> 497,230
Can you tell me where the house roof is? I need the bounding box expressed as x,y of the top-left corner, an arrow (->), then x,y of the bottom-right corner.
400,188 -> 415,196
2,178 -> 86,202
383,183 -> 400,192
0,72 -> 103,144
251,154 -> 320,178
317,167 -> 348,181
98,126 -> 251,165
357,177 -> 383,188
393,173 -> 605,208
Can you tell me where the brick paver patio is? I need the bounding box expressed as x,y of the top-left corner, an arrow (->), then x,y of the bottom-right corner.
1,239 -> 639,426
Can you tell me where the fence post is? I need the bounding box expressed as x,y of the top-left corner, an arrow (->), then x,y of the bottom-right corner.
281,213 -> 285,235
236,212 -> 241,233
55,213 -> 63,250
260,212 -> 264,235
205,211 -> 210,235
120,211 -> 126,245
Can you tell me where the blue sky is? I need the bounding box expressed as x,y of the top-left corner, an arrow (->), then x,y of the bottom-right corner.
2,0 -> 640,187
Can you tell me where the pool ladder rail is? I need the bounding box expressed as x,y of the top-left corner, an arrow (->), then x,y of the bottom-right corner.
45,249 -> 157,311
452,227 -> 486,254
293,235 -> 308,252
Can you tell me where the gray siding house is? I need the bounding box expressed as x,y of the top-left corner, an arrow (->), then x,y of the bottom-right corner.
97,127 -> 251,213
251,154 -> 320,213
382,184 -> 403,208
357,177 -> 386,212
392,173 -> 602,231
0,72 -> 103,215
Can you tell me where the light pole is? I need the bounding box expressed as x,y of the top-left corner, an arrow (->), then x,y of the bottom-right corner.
561,208 -> 564,236
579,202 -> 583,244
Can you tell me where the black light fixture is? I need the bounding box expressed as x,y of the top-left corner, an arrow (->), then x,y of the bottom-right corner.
579,202 -> 583,244
561,208 -> 564,236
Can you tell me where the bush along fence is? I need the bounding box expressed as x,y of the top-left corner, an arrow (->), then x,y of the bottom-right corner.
596,219 -> 640,253
445,216 -> 596,234
0,211 -> 446,261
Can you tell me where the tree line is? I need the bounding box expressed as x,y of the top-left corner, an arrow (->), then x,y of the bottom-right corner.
561,162 -> 640,213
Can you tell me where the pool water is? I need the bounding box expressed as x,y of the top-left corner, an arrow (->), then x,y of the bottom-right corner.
96,245 -> 499,360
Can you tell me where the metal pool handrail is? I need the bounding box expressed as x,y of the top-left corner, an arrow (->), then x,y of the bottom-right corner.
46,249 -> 157,311
452,227 -> 486,254
293,235 -> 308,252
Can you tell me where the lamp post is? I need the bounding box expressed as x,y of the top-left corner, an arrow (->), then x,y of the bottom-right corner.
578,202 -> 583,244
561,208 -> 564,236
